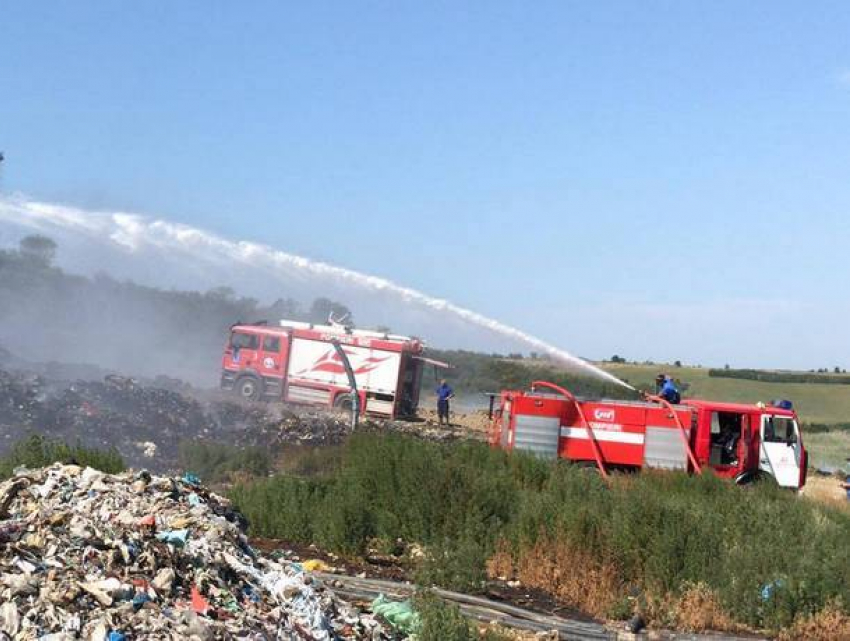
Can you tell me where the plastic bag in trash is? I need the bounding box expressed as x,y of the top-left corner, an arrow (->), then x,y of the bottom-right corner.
182,472 -> 201,486
302,559 -> 331,572
371,594 -> 421,634
155,528 -> 190,546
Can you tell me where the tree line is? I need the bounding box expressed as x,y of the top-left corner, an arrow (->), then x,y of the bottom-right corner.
708,367 -> 850,385
0,235 -> 353,383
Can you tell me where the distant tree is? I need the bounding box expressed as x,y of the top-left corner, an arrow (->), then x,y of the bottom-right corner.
674,360 -> 682,368
207,286 -> 236,301
19,235 -> 57,266
309,297 -> 353,325
529,351 -> 538,360
266,297 -> 302,320
610,355 -> 626,364
724,364 -> 730,370
835,366 -> 842,374
507,352 -> 524,360
375,325 -> 392,334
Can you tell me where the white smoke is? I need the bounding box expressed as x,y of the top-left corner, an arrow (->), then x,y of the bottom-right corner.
0,193 -> 633,390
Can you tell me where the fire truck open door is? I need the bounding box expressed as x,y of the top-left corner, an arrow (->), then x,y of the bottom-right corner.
759,415 -> 803,488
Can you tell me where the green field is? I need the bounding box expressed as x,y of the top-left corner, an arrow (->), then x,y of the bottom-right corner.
600,363 -> 850,469
803,431 -> 850,471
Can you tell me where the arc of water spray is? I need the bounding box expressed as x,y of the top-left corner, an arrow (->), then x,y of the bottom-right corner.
0,194 -> 635,390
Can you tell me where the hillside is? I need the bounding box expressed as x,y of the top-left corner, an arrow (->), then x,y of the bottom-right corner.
427,349 -> 638,401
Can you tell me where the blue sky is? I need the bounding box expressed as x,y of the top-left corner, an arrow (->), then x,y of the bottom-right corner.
2,2 -> 850,368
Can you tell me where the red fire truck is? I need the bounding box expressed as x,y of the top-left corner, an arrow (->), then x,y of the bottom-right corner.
490,381 -> 808,489
221,320 -> 444,418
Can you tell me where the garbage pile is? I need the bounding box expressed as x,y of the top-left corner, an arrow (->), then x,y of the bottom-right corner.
0,370 -> 468,474
0,464 -> 387,640
0,371 -> 212,470
209,405 -> 353,451
0,372 -> 354,472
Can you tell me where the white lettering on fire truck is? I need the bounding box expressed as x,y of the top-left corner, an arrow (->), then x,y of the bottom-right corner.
594,409 -> 615,421
588,422 -> 623,432
319,334 -> 371,347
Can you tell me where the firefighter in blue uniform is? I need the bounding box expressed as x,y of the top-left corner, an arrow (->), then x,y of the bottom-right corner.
657,374 -> 681,404
436,379 -> 454,426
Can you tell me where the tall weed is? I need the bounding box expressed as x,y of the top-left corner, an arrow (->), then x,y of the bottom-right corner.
229,433 -> 850,633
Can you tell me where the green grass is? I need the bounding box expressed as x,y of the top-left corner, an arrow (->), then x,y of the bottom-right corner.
804,431 -> 850,471
229,432 -> 850,634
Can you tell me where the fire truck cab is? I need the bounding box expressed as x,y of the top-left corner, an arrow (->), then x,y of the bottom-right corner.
221,320 -> 437,419
490,382 -> 807,489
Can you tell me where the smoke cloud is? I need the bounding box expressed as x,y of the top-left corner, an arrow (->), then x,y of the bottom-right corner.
0,193 -> 632,390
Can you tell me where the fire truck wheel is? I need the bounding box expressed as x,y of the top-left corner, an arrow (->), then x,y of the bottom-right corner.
334,393 -> 354,411
235,376 -> 262,401
736,470 -> 776,487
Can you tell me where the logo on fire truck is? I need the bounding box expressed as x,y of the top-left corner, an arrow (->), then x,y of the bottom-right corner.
296,349 -> 391,376
594,409 -> 615,421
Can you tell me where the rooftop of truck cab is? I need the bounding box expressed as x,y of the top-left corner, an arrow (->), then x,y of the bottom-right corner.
231,325 -> 287,334
683,399 -> 797,417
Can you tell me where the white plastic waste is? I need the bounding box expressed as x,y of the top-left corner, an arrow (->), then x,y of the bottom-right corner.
0,465 -> 387,640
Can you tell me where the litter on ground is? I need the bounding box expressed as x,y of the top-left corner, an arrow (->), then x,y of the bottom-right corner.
0,464 -> 388,640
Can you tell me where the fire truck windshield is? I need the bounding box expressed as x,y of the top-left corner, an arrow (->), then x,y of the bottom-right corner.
230,332 -> 258,350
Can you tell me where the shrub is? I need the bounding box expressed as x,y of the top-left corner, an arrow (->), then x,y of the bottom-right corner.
801,422 -> 850,434
0,434 -> 125,478
778,600 -> 850,641
229,433 -> 850,634
413,592 -> 477,641
509,535 -> 622,619
670,583 -> 736,633
414,534 -> 489,592
177,440 -> 272,483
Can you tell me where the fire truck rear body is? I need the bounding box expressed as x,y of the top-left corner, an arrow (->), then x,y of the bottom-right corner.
491,384 -> 807,489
